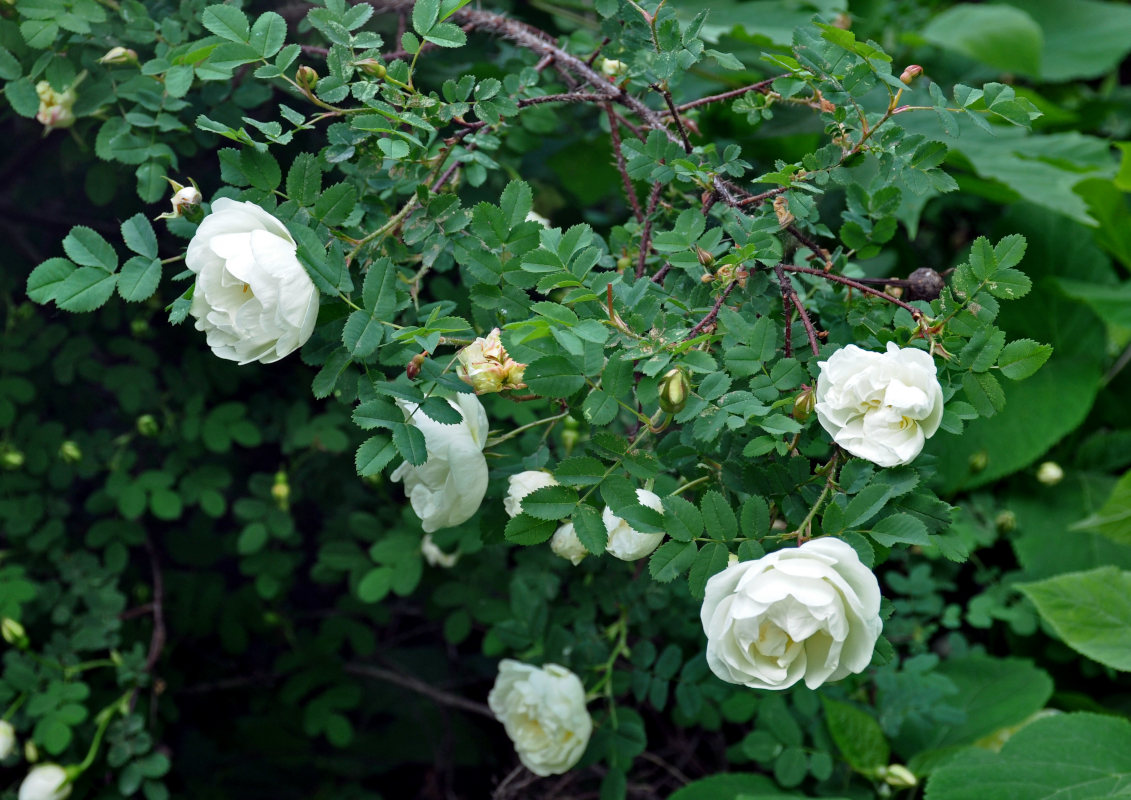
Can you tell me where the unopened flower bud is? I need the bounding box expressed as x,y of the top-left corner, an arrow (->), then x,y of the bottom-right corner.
561,415 -> 580,456
35,80 -> 77,132
354,59 -> 387,78
98,46 -> 138,66
1,449 -> 24,470
599,58 -> 628,79
2,618 -> 28,649
136,414 -> 159,437
793,386 -> 816,422
969,450 -> 988,473
995,510 -> 1017,534
58,441 -> 81,464
700,272 -> 714,284
658,368 -> 690,415
296,65 -> 319,91
1037,461 -> 1064,486
271,470 -> 290,509
899,65 -> 923,85
616,255 -> 632,271
696,247 -> 715,269
457,329 -> 527,394
155,177 -> 203,222
404,353 -> 424,380
0,719 -> 15,760
879,764 -> 918,788
23,740 -> 37,764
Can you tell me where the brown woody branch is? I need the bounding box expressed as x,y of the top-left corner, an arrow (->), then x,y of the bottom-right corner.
686,280 -> 739,340
780,263 -> 925,319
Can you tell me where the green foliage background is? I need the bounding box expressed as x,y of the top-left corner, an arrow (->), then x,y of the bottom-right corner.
3,0 -> 1131,798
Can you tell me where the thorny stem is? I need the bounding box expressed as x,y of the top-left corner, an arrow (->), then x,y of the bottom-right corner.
686,279 -> 739,340
780,263 -> 925,320
775,265 -> 820,357
635,181 -> 663,279
672,76 -> 783,113
606,103 -> 645,223
655,84 -> 693,153
346,195 -> 418,264
789,452 -> 839,543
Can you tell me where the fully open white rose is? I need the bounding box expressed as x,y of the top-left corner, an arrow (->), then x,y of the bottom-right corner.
602,488 -> 665,561
550,522 -> 588,565
391,393 -> 489,533
186,198 -> 319,365
18,764 -> 72,800
701,537 -> 882,691
504,470 -> 559,518
814,342 -> 943,467
0,720 -> 15,759
488,660 -> 592,777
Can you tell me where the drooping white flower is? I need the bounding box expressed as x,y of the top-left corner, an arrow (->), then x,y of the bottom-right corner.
0,720 -> 15,759
185,198 -> 319,365
390,393 -> 489,533
700,537 -> 882,691
550,522 -> 588,565
421,533 -> 459,568
504,470 -> 559,518
602,488 -> 665,561
18,764 -> 72,800
488,660 -> 593,777
814,342 -> 944,467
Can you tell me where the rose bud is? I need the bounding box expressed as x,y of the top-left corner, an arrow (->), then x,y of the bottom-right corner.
354,59 -> 387,78
296,65 -> 319,91
1037,461 -> 1064,486
658,367 -> 690,414
899,64 -> 923,85
98,46 -> 139,66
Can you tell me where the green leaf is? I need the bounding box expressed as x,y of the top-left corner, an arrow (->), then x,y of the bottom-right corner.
572,504 -> 606,555
844,485 -> 893,528
121,213 -> 158,259
393,422 -> 428,466
286,153 -> 322,206
423,21 -> 466,48
962,371 -> 1006,417
582,389 -> 619,426
55,268 -> 118,312
986,268 -> 1033,300
649,540 -> 698,583
312,350 -> 351,399
63,226 -> 118,273
994,234 -> 1028,269
5,78 -> 40,118
823,697 -> 889,774
866,513 -> 930,547
925,713 -> 1131,800
520,485 -> 580,521
0,47 -> 20,81
1073,470 -> 1131,546
523,356 -> 585,397
553,456 -> 606,487
499,179 -> 533,231
505,514 -> 557,545
700,491 -> 737,540
997,339 -> 1052,380
920,4 -> 1043,77
1018,566 -> 1131,671
355,435 -> 397,476
662,495 -> 703,543
313,182 -> 358,227
688,542 -> 729,599
117,257 -> 162,302
289,223 -> 353,294
740,496 -> 770,538
357,566 -> 393,603
250,11 -> 286,57
411,0 -> 440,35
342,310 -> 384,358
667,773 -> 781,800
202,4 -> 251,43
240,147 -> 281,191
27,258 -> 76,304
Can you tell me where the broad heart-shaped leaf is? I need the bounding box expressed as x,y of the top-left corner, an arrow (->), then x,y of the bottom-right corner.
925,713 -> 1131,800
920,4 -> 1042,77
1017,566 -> 1131,671
1072,469 -> 1131,546
897,655 -> 1053,773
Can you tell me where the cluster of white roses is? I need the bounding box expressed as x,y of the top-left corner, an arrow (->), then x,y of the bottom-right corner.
0,721 -> 74,800
177,199 -> 947,779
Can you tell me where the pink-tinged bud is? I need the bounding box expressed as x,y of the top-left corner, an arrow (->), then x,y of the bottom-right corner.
99,46 -> 139,66
696,247 -> 715,268
456,329 -> 527,394
296,65 -> 319,91
900,65 -> 923,85
406,352 -> 426,380
35,81 -> 77,132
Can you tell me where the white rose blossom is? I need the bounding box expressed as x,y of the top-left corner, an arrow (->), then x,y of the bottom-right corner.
550,522 -> 588,565
185,198 -> 320,365
602,488 -> 665,561
814,342 -> 944,468
18,764 -> 72,800
504,470 -> 559,518
0,720 -> 15,759
701,537 -> 882,691
390,393 -> 489,533
488,660 -> 593,777
420,534 -> 460,568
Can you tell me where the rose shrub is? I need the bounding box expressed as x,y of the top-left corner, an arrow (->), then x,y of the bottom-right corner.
700,538 -> 883,690
814,343 -> 945,467
488,660 -> 593,777
186,198 -> 319,365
